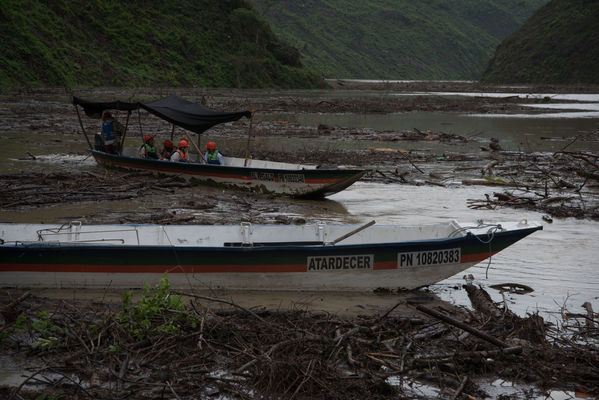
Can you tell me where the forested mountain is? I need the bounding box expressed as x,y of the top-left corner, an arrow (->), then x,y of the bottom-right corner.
253,0 -> 548,80
0,0 -> 325,90
481,0 -> 599,84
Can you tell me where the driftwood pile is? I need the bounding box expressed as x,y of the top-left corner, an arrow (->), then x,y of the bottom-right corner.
466,151 -> 599,220
1,284 -> 597,399
0,171 -> 191,210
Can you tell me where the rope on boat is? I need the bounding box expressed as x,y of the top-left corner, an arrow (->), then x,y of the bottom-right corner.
162,226 -> 182,269
37,222 -> 73,241
449,222 -> 503,279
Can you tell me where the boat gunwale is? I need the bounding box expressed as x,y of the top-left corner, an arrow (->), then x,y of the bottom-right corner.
89,150 -> 366,175
1,225 -> 542,251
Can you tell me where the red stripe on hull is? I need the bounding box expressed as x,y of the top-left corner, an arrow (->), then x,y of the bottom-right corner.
0,263 -> 307,274
373,261 -> 396,270
461,251 -> 499,263
304,178 -> 346,184
2,261 -> 400,273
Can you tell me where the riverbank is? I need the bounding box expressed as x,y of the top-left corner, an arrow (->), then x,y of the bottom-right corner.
1,283 -> 597,399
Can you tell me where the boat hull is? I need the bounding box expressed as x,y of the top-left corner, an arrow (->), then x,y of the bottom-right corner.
0,224 -> 541,291
90,150 -> 365,198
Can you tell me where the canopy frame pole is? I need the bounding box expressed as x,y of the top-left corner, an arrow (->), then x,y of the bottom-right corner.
170,124 -> 175,141
120,110 -> 132,152
74,104 -> 93,149
244,111 -> 255,167
137,109 -> 144,140
184,131 -> 207,162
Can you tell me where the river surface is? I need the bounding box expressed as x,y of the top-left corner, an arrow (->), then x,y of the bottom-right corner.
330,181 -> 599,319
1,88 -> 598,322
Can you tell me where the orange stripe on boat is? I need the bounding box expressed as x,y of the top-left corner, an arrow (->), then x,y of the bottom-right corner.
373,260 -> 396,270
461,251 -> 500,263
305,178 -> 344,184
0,263 -> 307,274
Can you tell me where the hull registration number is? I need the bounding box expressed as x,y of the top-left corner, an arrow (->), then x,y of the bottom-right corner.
398,248 -> 461,268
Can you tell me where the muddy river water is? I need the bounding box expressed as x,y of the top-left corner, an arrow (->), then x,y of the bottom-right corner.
1,87 -> 598,322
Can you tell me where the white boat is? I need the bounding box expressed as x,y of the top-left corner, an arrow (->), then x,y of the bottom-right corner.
0,220 -> 541,291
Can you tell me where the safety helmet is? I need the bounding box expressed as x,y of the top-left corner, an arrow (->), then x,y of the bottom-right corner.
178,138 -> 189,148
102,111 -> 112,119
143,134 -> 153,143
206,141 -> 217,150
163,139 -> 173,149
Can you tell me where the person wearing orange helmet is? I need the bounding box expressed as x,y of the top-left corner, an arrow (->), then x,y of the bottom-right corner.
139,134 -> 158,159
169,138 -> 189,162
204,141 -> 223,165
160,139 -> 174,160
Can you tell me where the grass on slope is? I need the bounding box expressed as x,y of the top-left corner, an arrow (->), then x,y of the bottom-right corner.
0,0 -> 326,90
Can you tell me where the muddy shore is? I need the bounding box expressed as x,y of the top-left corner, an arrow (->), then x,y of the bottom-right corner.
1,283 -> 598,399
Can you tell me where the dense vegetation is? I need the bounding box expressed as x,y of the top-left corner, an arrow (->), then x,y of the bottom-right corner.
481,0 -> 599,84
0,0 -> 326,90
253,0 -> 547,80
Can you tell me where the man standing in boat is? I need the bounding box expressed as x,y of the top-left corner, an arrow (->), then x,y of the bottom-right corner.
101,111 -> 124,154
139,134 -> 159,159
204,141 -> 224,165
169,138 -> 189,162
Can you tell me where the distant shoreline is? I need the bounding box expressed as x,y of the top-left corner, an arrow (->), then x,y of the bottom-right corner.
325,78 -> 599,93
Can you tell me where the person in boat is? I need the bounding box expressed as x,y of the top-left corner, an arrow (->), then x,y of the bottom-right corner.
100,111 -> 124,154
139,134 -> 159,159
160,139 -> 174,160
169,138 -> 189,162
204,141 -> 224,165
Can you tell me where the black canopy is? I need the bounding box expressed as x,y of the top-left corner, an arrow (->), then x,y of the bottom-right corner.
73,95 -> 251,134
73,96 -> 139,119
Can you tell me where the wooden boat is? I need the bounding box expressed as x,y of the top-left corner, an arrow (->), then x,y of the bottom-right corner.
0,220 -> 542,291
73,95 -> 366,198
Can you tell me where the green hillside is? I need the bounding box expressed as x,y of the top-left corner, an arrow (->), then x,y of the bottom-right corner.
253,0 -> 548,80
481,0 -> 599,84
0,0 -> 326,90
